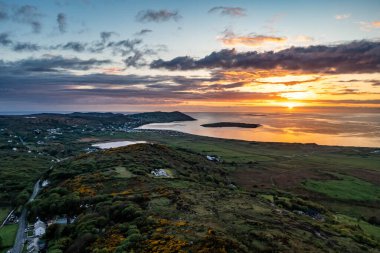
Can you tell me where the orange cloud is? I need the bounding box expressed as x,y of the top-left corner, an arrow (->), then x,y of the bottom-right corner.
359,21 -> 380,31
371,21 -> 380,27
222,35 -> 287,47
218,69 -> 315,83
220,30 -> 287,47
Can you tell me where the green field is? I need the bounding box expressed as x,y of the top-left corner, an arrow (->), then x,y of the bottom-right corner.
336,214 -> 380,241
114,166 -> 134,178
0,208 -> 9,224
304,175 -> 380,201
0,224 -> 18,252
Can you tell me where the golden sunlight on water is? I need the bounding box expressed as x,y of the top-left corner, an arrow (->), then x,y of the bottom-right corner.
139,112 -> 380,148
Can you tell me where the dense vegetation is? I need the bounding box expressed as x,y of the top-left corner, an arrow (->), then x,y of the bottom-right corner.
0,111 -> 193,207
30,142 -> 380,252
0,112 -> 379,252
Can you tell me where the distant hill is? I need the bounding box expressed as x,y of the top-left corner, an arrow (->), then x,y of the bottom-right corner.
0,111 -> 196,132
129,111 -> 196,123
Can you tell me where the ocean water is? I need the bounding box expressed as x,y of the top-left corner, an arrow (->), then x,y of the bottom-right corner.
92,141 -> 147,149
2,110 -> 379,147
138,112 -> 380,148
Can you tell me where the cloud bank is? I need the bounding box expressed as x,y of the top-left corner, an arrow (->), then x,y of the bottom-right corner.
208,6 -> 246,17
136,9 -> 181,22
13,4 -> 43,33
151,40 -> 380,74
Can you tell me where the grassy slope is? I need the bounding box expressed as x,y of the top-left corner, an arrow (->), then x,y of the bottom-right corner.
304,175 -> 380,201
336,214 -> 380,241
29,143 -> 380,253
0,224 -> 18,252
0,208 -> 9,224
89,131 -> 380,224
1,114 -> 379,252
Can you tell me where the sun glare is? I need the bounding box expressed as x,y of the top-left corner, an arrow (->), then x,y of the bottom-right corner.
280,91 -> 316,100
275,101 -> 304,109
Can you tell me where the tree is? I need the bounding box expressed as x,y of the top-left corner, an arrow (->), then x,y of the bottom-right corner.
368,216 -> 380,226
16,189 -> 30,206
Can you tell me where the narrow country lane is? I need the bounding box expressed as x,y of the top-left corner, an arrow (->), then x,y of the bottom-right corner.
11,179 -> 40,253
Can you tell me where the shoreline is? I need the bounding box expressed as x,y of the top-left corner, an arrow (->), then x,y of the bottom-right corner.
134,128 -> 380,150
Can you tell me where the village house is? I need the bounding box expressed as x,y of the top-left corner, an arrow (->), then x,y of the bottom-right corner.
41,180 -> 49,187
34,220 -> 46,237
206,155 -> 221,162
151,169 -> 169,177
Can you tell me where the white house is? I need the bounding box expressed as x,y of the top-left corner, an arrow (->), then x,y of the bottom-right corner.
34,220 -> 46,237
41,180 -> 49,187
151,169 -> 169,177
206,155 -> 221,162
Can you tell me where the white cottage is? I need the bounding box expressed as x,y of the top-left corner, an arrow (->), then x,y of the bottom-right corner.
34,220 -> 46,237
151,169 -> 169,177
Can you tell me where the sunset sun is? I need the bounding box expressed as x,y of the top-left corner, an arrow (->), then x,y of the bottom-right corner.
281,102 -> 303,109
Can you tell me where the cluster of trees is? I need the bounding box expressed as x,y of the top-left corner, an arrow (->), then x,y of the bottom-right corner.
368,216 -> 380,226
29,188 -> 81,219
32,191 -> 150,253
273,195 -> 327,214
0,151 -> 48,206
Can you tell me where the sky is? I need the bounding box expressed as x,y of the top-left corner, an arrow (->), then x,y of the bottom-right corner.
0,0 -> 380,112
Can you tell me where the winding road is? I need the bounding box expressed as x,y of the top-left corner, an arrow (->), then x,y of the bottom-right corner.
11,179 -> 41,253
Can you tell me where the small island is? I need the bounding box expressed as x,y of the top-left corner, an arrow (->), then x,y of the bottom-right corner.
201,122 -> 261,128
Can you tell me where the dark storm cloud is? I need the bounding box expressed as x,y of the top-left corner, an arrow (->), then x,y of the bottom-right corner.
124,51 -> 145,67
107,39 -> 143,56
0,56 -> 111,73
13,42 -> 40,52
208,6 -> 246,17
57,13 -> 67,33
0,32 -> 40,51
0,60 -> 268,104
0,32 -> 12,46
135,29 -> 153,36
0,10 -> 7,20
60,88 -> 277,103
0,1 -> 9,21
136,9 -> 181,23
0,55 -> 297,107
58,41 -> 87,52
13,4 -> 42,33
0,2 -> 44,33
0,32 -> 153,68
0,2 -> 7,21
100,31 -> 117,43
151,40 -> 380,74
